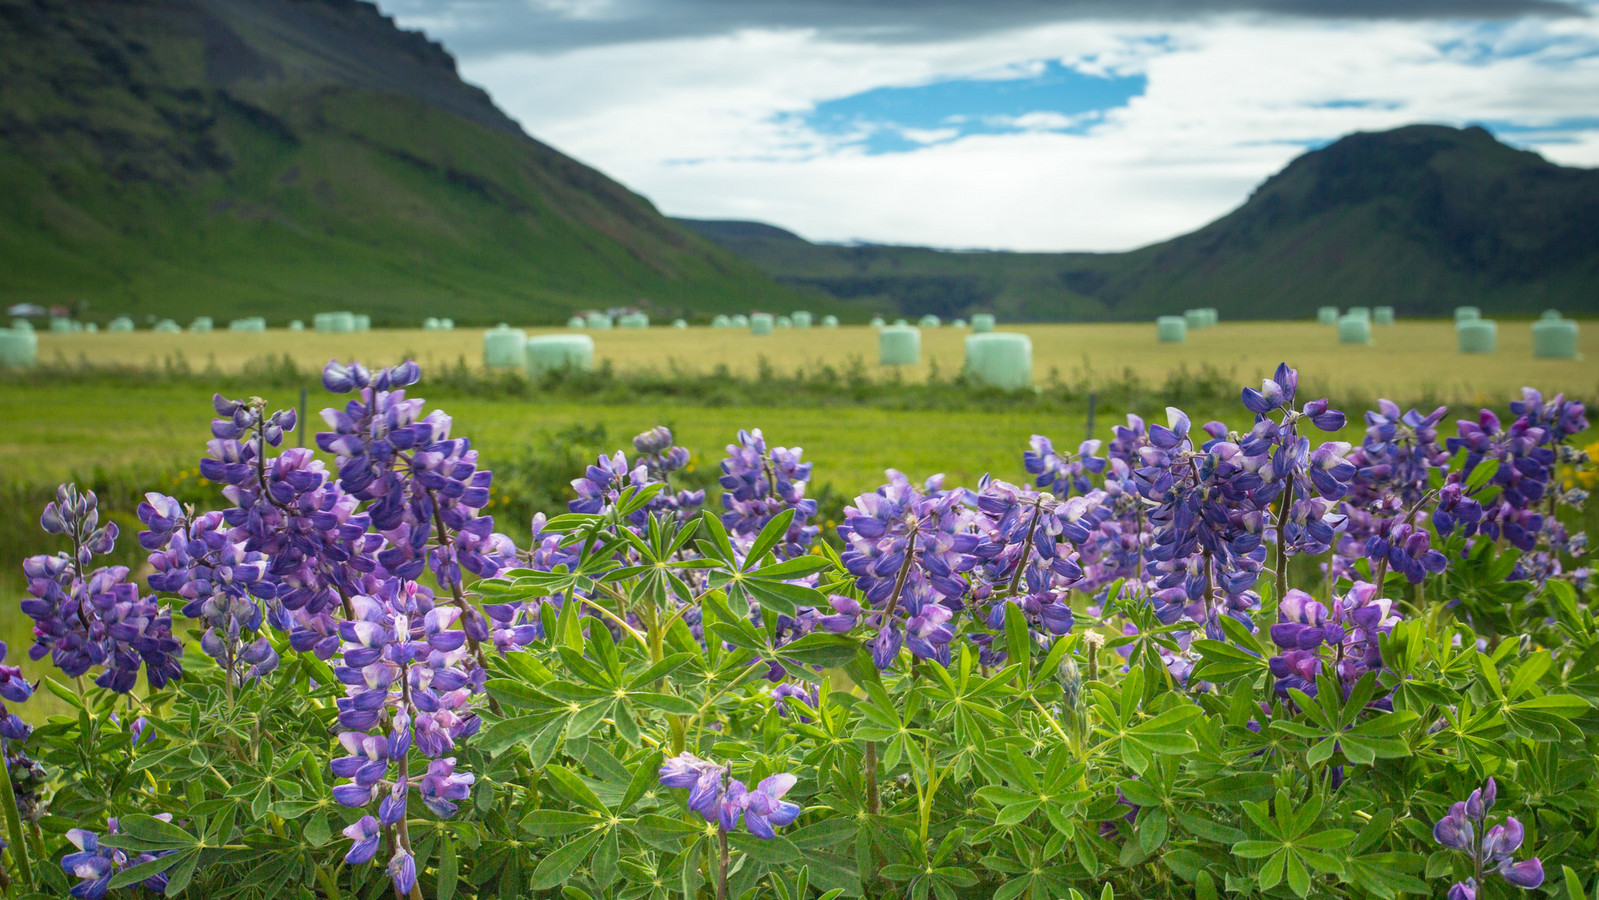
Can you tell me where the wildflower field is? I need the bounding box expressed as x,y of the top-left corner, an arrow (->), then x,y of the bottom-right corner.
1,349 -> 1597,900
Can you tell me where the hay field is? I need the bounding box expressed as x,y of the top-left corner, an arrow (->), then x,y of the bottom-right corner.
30,319 -> 1599,403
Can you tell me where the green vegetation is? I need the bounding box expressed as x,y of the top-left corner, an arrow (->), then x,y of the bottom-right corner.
680,125 -> 1599,322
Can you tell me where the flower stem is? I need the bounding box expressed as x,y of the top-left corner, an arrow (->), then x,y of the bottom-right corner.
0,752 -> 34,890
864,741 -> 880,815
716,826 -> 730,900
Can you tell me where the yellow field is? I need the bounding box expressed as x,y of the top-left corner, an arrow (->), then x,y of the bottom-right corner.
30,320 -> 1599,403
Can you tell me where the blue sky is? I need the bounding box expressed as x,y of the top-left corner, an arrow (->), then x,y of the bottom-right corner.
380,1 -> 1599,250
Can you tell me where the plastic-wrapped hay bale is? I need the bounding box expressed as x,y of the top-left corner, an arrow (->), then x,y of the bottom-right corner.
712,314 -> 732,328
821,315 -> 839,327
1184,309 -> 1206,330
964,333 -> 1032,389
108,316 -> 135,332
792,311 -> 812,328
952,318 -> 966,328
673,319 -> 688,329
919,314 -> 941,328
1457,319 -> 1496,354
1373,306 -> 1394,325
85,323 -> 98,333
731,314 -> 749,328
1157,316 -> 1187,343
776,316 -> 792,328
353,314 -> 371,332
316,312 -> 354,333
970,314 -> 996,333
1204,308 -> 1219,327
10,319 -> 33,332
49,317 -> 74,333
750,313 -> 774,336
289,320 -> 304,331
892,318 -> 908,327
525,334 -> 595,377
440,318 -> 454,330
153,319 -> 181,333
587,312 -> 614,330
1532,318 -> 1578,359
0,328 -> 39,368
189,317 -> 214,333
483,326 -> 527,368
619,313 -> 649,329
879,325 -> 920,366
566,316 -> 585,329
1317,306 -> 1339,325
1346,306 -> 1371,322
424,317 -> 441,330
1337,316 -> 1372,345
869,316 -> 885,328
1541,309 -> 1562,321
1454,306 -> 1480,324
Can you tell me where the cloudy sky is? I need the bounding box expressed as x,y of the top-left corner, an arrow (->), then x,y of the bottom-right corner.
376,0 -> 1599,251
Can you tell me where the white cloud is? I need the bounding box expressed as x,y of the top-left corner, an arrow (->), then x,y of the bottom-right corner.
446,11 -> 1599,250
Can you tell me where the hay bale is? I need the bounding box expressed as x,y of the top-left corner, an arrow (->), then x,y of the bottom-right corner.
919,314 -> 941,328
566,316 -> 586,329
587,313 -> 614,330
1184,309 -> 1206,330
893,318 -> 909,327
49,317 -> 74,333
619,313 -> 649,329
84,323 -> 98,333
10,319 -> 33,332
673,318 -> 688,329
970,314 -> 996,333
1317,306 -> 1339,324
750,313 -> 774,336
964,333 -> 1032,389
821,315 -> 839,327
1338,316 -> 1372,345
108,316 -> 135,332
1532,318 -> 1579,359
440,318 -> 454,330
525,335 -> 595,376
1456,319 -> 1496,354
0,328 -> 39,368
879,325 -> 920,366
869,316 -> 886,328
153,319 -> 181,333
289,319 -> 304,331
424,317 -> 442,330
1454,306 -> 1481,324
792,311 -> 812,328
316,312 -> 354,333
1204,308 -> 1219,327
353,314 -> 371,332
189,317 -> 214,333
1373,306 -> 1394,325
1346,307 -> 1371,321
1157,316 -> 1187,343
775,316 -> 792,328
712,314 -> 732,328
731,314 -> 749,328
483,326 -> 528,368
1541,309 -> 1562,320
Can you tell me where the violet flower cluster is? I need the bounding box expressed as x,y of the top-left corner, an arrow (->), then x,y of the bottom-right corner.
63,817 -> 177,899
20,485 -> 182,693
1268,583 -> 1400,704
658,754 -> 801,839
0,643 -> 33,746
1433,778 -> 1543,897
719,428 -> 819,559
332,577 -> 481,896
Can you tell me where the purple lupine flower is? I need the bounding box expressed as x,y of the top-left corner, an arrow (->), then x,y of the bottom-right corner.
342,816 -> 382,865
1268,582 -> 1400,704
21,485 -> 182,693
659,754 -> 800,839
719,429 -> 819,558
967,479 -> 1097,660
659,753 -> 728,822
62,817 -> 178,899
738,774 -> 802,839
1435,778 -> 1543,895
1024,435 -> 1107,498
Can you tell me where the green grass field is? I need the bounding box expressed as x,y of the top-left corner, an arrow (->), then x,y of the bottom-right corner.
29,320 -> 1599,404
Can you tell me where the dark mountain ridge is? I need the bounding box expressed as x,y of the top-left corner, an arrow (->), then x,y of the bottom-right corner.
0,0 -> 820,323
677,125 -> 1599,321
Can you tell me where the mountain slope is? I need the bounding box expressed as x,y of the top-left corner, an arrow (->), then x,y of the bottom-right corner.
678,125 -> 1599,321
0,0 -> 822,324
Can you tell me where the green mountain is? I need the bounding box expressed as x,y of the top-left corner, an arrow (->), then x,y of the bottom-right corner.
677,125 -> 1599,321
0,0 -> 821,324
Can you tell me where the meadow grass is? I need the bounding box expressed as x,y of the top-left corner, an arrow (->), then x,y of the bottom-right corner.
29,319 -> 1599,404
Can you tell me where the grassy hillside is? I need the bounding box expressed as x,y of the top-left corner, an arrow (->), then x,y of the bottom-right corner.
0,0 -> 827,324
679,125 -> 1599,322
